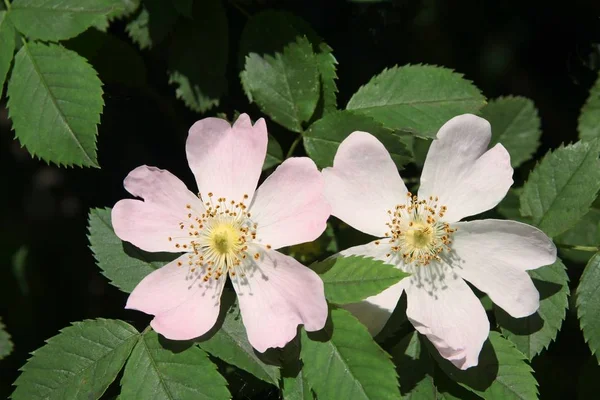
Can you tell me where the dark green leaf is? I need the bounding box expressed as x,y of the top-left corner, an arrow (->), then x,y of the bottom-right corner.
576,252 -> 600,364
264,134 -> 284,170
303,110 -> 412,169
9,0 -> 123,41
520,139 -> 600,238
346,65 -> 485,138
0,317 -> 13,360
120,330 -> 230,400
300,308 -> 401,400
282,370 -> 313,400
7,42 -> 103,167
168,0 -> 227,113
0,11 -> 15,95
172,0 -> 192,17
496,188 -> 530,223
241,36 -> 320,133
126,0 -> 178,50
390,331 -> 438,399
480,96 -> 541,168
496,259 -> 569,359
579,72 -> 600,141
12,319 -> 139,400
311,255 -> 409,304
555,208 -> 600,263
88,207 -> 177,293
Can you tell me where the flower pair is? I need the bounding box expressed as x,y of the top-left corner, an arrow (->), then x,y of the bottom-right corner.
112,113 -> 556,369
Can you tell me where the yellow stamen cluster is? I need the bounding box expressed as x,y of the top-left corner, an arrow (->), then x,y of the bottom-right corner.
168,192 -> 268,286
379,192 -> 456,266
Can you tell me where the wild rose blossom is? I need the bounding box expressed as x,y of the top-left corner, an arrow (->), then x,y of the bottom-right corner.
322,114 -> 556,369
112,114 -> 330,352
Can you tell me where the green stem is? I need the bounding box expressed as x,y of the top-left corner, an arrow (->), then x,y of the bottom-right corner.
3,0 -> 10,10
228,0 -> 250,18
556,243 -> 599,252
286,135 -> 302,159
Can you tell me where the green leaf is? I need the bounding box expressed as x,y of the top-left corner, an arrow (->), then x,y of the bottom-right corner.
303,110 -> 413,169
555,208 -> 600,263
126,0 -> 178,50
346,65 -> 486,138
264,134 -> 284,170
495,259 -> 569,359
479,96 -> 541,168
120,329 -> 230,400
496,188 -> 530,223
282,370 -> 313,400
311,255 -> 409,304
9,0 -> 123,41
579,72 -> 600,141
172,0 -> 192,17
7,42 -> 103,167
300,308 -> 401,400
168,0 -> 227,113
88,207 -> 177,293
520,139 -> 600,238
576,252 -> 600,364
0,317 -> 13,360
429,331 -> 538,400
390,331 -> 438,399
238,10 -> 337,118
12,319 -> 139,400
241,36 -> 320,133
198,298 -> 280,386
0,11 -> 15,95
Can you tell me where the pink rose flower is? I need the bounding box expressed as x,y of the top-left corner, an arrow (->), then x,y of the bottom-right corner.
112,114 -> 330,352
323,114 -> 556,369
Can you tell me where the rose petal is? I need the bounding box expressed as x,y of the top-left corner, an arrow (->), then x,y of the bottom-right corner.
186,113 -> 267,203
112,165 -> 203,252
418,114 -> 513,223
234,249 -> 327,352
250,158 -> 330,249
126,254 -> 226,340
323,131 -> 408,237
340,240 -> 405,335
450,219 -> 557,317
404,266 -> 489,370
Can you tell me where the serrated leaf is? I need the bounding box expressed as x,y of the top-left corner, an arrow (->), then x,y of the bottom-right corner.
282,370 -> 313,400
88,207 -> 177,293
126,0 -> 178,50
390,331 -> 438,399
264,134 -> 284,170
120,329 -> 230,400
168,0 -> 227,113
579,72 -> 600,141
429,331 -> 538,400
241,36 -> 320,133
479,96 -> 541,168
576,252 -> 600,364
12,319 -> 139,400
346,65 -> 486,138
311,255 -> 409,304
7,42 -> 103,167
495,259 -> 569,360
555,208 -> 600,263
0,317 -> 13,360
520,139 -> 600,238
9,0 -> 123,41
198,298 -> 280,386
303,110 -> 413,169
0,11 -> 15,95
496,188 -> 530,223
300,308 -> 401,400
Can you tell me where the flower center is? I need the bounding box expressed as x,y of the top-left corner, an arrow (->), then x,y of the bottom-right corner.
168,193 -> 271,286
379,192 -> 456,266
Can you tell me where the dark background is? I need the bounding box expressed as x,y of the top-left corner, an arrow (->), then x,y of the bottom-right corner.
1,0 -> 600,398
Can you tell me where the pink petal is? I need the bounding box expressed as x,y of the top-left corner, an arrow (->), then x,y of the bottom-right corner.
126,254 -> 226,340
112,165 -> 204,252
234,249 -> 327,352
404,268 -> 489,370
186,114 -> 267,203
322,131 -> 408,237
418,114 -> 513,223
250,158 -> 330,249
451,219 -> 557,317
340,240 -> 405,335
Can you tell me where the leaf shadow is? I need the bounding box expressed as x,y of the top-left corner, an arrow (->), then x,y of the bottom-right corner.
122,242 -> 176,266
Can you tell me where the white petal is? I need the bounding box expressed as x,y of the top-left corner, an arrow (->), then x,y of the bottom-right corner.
341,240 -> 406,335
418,114 -> 513,223
450,219 -> 557,317
404,266 -> 489,370
234,249 -> 328,352
323,131 -> 408,237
